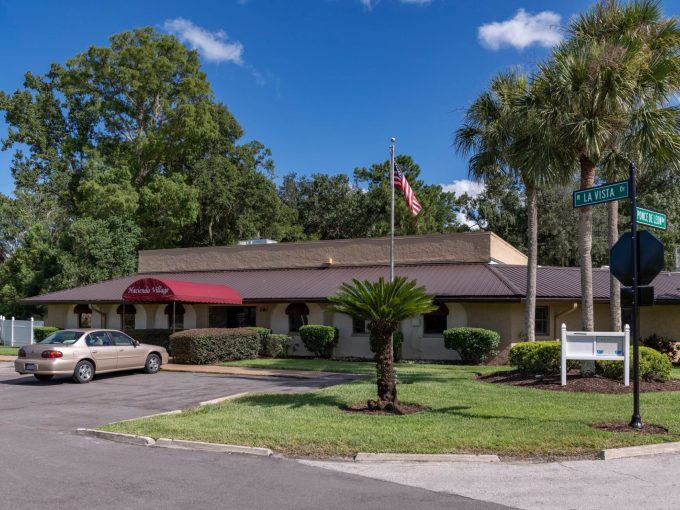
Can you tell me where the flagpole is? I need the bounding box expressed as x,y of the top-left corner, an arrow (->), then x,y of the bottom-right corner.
389,137 -> 396,283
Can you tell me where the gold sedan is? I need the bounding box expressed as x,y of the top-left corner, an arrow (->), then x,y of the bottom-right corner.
15,329 -> 169,383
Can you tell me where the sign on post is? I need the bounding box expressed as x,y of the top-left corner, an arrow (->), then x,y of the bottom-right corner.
573,181 -> 629,208
561,324 -> 630,386
636,207 -> 667,230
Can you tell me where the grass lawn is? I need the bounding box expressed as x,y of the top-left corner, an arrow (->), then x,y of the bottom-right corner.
222,358 -> 377,374
0,346 -> 18,356
103,360 -> 680,458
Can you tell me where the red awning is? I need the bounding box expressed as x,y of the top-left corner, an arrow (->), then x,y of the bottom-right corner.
122,278 -> 242,305
285,303 -> 310,315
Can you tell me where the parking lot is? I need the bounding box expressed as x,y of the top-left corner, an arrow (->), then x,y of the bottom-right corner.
0,362 -> 500,510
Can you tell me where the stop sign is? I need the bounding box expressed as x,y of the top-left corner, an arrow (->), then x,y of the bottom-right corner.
610,231 -> 664,286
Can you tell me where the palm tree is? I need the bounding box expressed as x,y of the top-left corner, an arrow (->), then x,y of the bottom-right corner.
532,0 -> 680,331
328,277 -> 435,413
455,72 -> 565,341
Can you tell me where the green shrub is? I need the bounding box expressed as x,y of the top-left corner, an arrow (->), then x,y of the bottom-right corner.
169,328 -> 260,364
128,329 -> 174,354
641,334 -> 678,363
596,346 -> 672,382
263,334 -> 290,358
509,341 -> 580,374
247,327 -> 274,357
33,326 -> 60,342
369,330 -> 404,361
298,325 -> 339,358
443,327 -> 500,364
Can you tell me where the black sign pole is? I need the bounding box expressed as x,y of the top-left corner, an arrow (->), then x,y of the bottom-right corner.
629,163 -> 642,429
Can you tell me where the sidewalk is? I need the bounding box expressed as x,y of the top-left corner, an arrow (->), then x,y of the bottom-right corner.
0,355 -> 15,362
302,453 -> 680,510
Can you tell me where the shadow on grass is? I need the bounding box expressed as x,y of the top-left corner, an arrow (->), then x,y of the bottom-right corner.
232,391 -> 349,410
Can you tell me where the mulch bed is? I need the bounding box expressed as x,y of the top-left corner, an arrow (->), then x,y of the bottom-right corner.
342,402 -> 430,416
592,422 -> 670,435
479,370 -> 680,394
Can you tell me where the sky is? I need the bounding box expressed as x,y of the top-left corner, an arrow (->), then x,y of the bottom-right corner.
0,0 -> 678,199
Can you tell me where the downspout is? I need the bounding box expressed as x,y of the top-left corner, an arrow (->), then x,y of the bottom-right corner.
554,303 -> 578,340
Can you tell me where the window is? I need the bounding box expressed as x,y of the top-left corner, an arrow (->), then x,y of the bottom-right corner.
535,306 -> 550,336
423,303 -> 449,335
208,306 -> 256,328
78,313 -> 92,329
85,331 -> 114,347
285,303 -> 309,333
352,317 -> 367,334
109,331 -> 135,346
165,303 -> 185,330
117,304 -> 136,331
74,304 -> 92,328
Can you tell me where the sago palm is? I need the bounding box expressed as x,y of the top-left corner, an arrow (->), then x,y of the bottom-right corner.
328,277 -> 435,413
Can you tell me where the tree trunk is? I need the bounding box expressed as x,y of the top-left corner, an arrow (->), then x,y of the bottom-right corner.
579,156 -> 596,332
525,183 -> 538,341
608,200 -> 622,331
367,319 -> 399,412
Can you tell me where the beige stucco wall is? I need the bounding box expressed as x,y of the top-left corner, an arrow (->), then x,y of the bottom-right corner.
137,232 -> 527,273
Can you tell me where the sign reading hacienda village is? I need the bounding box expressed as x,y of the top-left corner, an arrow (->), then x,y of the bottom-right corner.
123,279 -> 172,301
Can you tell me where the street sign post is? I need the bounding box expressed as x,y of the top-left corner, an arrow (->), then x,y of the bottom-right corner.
573,180 -> 629,208
636,207 -> 667,230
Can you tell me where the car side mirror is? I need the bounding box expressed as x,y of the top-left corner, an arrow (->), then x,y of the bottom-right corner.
133,340 -> 140,347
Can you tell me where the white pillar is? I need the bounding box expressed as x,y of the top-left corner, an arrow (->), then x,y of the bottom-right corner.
30,317 -> 35,344
11,317 -> 15,347
624,324 -> 630,387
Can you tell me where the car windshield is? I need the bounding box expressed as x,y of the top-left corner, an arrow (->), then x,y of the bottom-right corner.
39,331 -> 82,345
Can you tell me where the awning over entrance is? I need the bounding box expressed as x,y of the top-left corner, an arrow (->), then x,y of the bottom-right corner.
122,278 -> 242,305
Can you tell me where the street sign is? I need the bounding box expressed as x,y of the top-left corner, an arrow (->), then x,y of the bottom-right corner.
610,230 -> 665,287
573,180 -> 629,208
636,207 -> 667,230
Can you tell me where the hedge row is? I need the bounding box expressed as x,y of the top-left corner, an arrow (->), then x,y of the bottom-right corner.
127,329 -> 174,354
247,327 -> 290,358
299,325 -> 338,358
509,341 -> 671,382
169,328 -> 260,364
443,327 -> 500,364
34,326 -> 60,342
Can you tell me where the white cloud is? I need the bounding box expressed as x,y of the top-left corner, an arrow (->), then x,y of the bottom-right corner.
478,9 -> 563,51
441,179 -> 485,198
163,18 -> 244,64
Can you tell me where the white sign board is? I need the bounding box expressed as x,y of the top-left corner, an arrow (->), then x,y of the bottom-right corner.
560,323 -> 630,386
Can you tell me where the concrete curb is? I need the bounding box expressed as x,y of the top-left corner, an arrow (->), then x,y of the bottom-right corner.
199,392 -> 250,406
76,428 -> 155,446
354,453 -> 501,463
154,438 -> 273,456
112,410 -> 183,423
599,441 -> 680,460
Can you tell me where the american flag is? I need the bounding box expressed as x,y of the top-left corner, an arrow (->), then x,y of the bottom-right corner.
394,162 -> 422,216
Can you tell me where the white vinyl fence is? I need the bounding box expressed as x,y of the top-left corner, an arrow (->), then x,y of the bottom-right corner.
0,316 -> 45,347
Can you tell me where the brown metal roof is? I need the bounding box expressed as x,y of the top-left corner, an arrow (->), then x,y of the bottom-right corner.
20,263 -> 680,304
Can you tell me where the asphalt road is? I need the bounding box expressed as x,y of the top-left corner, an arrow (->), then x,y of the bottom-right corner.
0,362 -> 511,510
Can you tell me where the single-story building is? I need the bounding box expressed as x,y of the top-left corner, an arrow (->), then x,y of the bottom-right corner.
21,232 -> 680,360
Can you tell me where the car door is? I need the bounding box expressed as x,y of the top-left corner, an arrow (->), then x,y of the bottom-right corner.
85,331 -> 117,371
110,331 -> 146,369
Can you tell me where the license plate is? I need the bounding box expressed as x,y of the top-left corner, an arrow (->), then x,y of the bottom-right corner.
24,363 -> 36,371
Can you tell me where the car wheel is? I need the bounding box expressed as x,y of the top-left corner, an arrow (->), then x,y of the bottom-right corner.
34,374 -> 53,382
73,360 -> 94,383
144,353 -> 161,374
